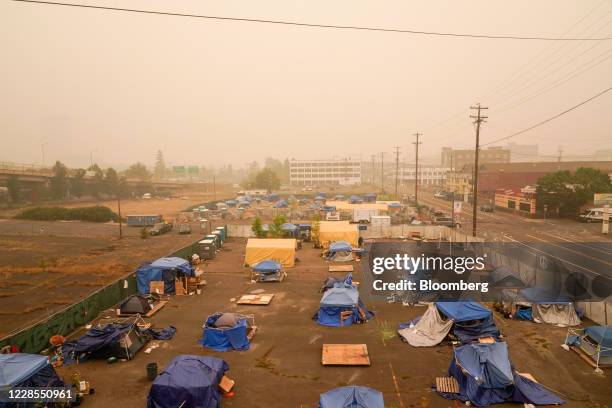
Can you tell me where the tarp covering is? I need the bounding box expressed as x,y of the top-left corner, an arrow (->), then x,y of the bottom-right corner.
147,355 -> 228,408
245,238 -> 296,267
328,241 -> 352,254
517,288 -> 581,326
61,322 -> 133,361
439,342 -> 564,407
273,199 -> 288,208
319,221 -> 359,247
253,260 -> 282,274
435,302 -> 492,322
137,257 -> 194,295
314,285 -> 374,327
281,223 -> 298,231
326,241 -> 353,261
584,326 -> 612,356
200,313 -> 251,352
398,303 -> 453,347
0,353 -> 48,387
319,386 -> 384,408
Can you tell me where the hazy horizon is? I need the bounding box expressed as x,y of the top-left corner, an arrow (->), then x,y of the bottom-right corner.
1,0 -> 611,170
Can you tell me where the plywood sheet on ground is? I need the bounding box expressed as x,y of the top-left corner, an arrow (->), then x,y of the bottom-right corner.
237,294 -> 275,305
329,265 -> 354,272
322,344 -> 370,366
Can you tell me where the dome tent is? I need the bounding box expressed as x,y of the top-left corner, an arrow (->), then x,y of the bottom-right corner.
252,259 -> 285,282
319,386 -> 384,408
147,355 -> 228,408
200,313 -> 254,352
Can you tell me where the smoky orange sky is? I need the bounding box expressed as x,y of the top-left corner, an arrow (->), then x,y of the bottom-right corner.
1,0 -> 611,169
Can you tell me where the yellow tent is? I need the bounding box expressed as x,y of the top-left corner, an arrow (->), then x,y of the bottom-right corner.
245,238 -> 296,267
325,200 -> 389,212
319,221 -> 359,246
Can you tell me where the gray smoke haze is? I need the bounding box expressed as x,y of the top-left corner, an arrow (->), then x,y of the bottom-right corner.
1,0 -> 611,169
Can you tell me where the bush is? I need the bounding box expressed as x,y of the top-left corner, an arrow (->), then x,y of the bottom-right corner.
15,206 -> 119,223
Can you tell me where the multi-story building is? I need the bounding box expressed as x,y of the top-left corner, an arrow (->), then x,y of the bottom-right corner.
506,143 -> 539,162
441,146 -> 510,169
398,165 -> 449,186
289,159 -> 362,186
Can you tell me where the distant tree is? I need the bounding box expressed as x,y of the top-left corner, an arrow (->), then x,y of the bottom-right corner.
104,168 -> 120,196
88,164 -> 104,198
251,216 -> 265,238
252,168 -> 281,193
7,175 -> 21,202
573,167 -> 611,203
268,214 -> 287,238
124,162 -> 152,181
154,151 -> 166,180
71,169 -> 86,198
50,161 -> 69,199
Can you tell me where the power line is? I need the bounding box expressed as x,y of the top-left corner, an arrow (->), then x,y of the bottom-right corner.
481,85 -> 612,147
10,0 -> 612,41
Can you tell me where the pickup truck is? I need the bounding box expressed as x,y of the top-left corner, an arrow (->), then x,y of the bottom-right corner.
579,208 -> 612,223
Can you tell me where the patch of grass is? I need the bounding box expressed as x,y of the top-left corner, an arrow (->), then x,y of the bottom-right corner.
15,206 -> 120,223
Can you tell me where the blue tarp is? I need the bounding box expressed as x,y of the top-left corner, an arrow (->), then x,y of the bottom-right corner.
436,302 -> 492,322
388,202 -> 401,208
253,260 -> 282,274
328,241 -> 352,254
147,355 -> 228,408
314,195 -> 326,201
314,285 -> 374,327
281,223 -> 298,231
322,205 -> 336,212
319,386 -> 384,408
267,194 -> 279,201
436,302 -> 500,343
0,353 -> 48,388
137,257 -> 194,295
363,193 -> 376,202
567,326 -> 612,358
61,323 -> 133,363
349,195 -> 362,203
225,200 -> 237,207
439,342 -> 564,407
200,314 -> 251,352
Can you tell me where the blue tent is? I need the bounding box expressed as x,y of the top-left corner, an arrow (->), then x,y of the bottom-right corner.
319,386 -> 384,408
435,302 -> 500,343
328,241 -> 352,254
225,199 -> 237,207
314,195 -> 326,201
363,193 -> 377,202
281,223 -> 299,237
237,200 -> 250,208
267,193 -> 279,202
349,195 -> 363,204
439,342 -> 564,406
201,313 -> 252,352
388,202 -> 401,208
322,205 -> 336,212
565,325 -> 612,368
0,353 -> 65,394
147,355 -> 228,408
317,192 -> 327,198
253,260 -> 284,282
137,257 -> 194,295
314,285 -> 373,327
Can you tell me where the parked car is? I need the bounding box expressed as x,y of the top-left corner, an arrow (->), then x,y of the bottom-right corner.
178,224 -> 192,234
150,222 -> 172,236
480,204 -> 495,212
433,216 -> 461,229
433,191 -> 446,199
579,208 -> 612,223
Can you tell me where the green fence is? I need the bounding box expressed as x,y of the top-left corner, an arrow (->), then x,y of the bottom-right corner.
0,236 -> 208,354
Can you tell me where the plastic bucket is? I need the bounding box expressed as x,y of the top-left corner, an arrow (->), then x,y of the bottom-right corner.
146,363 -> 158,381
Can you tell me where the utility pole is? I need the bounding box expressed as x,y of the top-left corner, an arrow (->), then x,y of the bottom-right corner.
469,104 -> 488,237
41,143 -> 47,167
380,152 -> 384,194
393,146 -> 400,199
371,155 -> 375,185
557,146 -> 563,163
413,133 -> 422,207
117,194 -> 123,239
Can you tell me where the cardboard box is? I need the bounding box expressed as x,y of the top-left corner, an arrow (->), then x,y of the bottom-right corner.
219,375 -> 235,393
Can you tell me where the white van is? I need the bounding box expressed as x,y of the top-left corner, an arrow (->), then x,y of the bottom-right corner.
579,208 -> 612,223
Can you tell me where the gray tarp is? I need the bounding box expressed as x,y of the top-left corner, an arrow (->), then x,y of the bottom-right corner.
398,303 -> 453,347
532,304 -> 581,326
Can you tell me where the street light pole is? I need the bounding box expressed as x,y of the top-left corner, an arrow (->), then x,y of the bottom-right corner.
469,104 -> 488,237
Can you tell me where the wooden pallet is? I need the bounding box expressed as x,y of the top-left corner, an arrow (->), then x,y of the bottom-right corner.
237,294 -> 275,305
329,265 -> 354,272
435,377 -> 459,394
322,344 -> 370,366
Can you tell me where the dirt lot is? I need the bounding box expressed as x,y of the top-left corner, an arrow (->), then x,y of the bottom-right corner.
53,239 -> 612,408
0,219 -> 209,337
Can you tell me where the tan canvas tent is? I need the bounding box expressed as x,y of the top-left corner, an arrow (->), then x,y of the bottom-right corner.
245,238 -> 296,267
319,221 -> 359,247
